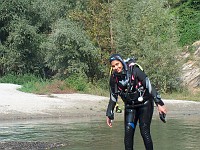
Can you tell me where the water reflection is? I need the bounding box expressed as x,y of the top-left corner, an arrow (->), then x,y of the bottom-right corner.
0,117 -> 199,150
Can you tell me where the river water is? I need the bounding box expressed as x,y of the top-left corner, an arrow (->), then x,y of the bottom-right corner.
0,114 -> 199,150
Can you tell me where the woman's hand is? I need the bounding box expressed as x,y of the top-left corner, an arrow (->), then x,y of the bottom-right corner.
106,117 -> 113,127
157,104 -> 167,114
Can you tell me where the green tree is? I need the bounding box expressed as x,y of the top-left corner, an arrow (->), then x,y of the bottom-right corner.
0,0 -> 76,77
0,0 -> 43,75
111,0 -> 181,92
169,0 -> 200,46
68,0 -> 111,64
41,19 -> 102,82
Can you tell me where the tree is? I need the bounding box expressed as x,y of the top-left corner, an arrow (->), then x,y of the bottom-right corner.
0,0 -> 43,75
41,19 -> 102,82
111,0 -> 181,92
0,0 -> 76,77
68,0 -> 111,64
169,0 -> 200,46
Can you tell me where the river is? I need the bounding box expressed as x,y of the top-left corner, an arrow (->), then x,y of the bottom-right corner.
0,114 -> 199,150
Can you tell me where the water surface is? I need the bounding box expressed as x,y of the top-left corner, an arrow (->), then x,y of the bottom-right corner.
0,116 -> 199,150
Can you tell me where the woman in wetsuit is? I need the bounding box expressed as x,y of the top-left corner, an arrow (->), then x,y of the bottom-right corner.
106,54 -> 167,150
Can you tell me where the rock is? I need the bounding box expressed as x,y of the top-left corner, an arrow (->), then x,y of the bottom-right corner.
194,47 -> 200,57
182,61 -> 200,87
192,41 -> 200,48
0,141 -> 66,150
181,41 -> 200,90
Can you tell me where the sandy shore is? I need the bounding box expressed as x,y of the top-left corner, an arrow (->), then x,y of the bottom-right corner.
0,83 -> 109,121
0,83 -> 200,121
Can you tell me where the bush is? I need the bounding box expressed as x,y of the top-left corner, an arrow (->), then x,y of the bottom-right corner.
20,79 -> 75,94
0,74 -> 41,85
65,74 -> 89,92
64,74 -> 109,96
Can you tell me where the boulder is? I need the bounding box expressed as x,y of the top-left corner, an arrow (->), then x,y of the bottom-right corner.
181,41 -> 200,90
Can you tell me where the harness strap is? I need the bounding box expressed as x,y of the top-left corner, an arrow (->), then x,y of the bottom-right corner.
125,100 -> 149,109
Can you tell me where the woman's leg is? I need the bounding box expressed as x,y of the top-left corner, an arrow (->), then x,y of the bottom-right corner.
138,100 -> 154,150
124,108 -> 138,150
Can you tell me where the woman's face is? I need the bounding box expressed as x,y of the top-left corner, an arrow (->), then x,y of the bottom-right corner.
111,60 -> 123,73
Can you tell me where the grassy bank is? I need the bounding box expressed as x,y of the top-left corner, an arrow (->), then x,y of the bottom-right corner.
21,81 -> 200,101
0,74 -> 109,96
0,74 -> 199,101
162,91 -> 200,101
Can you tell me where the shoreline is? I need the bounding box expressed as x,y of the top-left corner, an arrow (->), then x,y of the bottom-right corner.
0,83 -> 200,121
0,83 -> 108,121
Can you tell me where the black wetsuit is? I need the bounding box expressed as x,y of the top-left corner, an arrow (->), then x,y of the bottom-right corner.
106,66 -> 164,150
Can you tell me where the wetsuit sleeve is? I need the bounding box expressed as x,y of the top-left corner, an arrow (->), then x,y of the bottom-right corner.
151,86 -> 164,106
135,67 -> 164,106
106,76 -> 118,120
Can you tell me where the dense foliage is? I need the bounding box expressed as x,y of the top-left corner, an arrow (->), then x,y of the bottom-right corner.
168,0 -> 200,46
111,0 -> 180,92
0,0 -> 199,93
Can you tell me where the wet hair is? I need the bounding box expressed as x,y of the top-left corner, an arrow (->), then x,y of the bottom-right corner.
109,54 -> 123,63
109,54 -> 128,71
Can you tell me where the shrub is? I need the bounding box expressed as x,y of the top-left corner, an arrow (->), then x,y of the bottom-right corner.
0,74 -> 41,85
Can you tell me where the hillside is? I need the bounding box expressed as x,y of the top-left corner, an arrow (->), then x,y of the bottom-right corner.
181,41 -> 200,93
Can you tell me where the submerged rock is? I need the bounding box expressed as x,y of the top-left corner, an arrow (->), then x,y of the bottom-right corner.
0,141 -> 66,150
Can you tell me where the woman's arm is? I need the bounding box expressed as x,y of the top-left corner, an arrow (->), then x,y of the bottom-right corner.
106,76 -> 118,127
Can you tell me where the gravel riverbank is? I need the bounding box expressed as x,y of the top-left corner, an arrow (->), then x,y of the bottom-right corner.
0,83 -> 200,121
